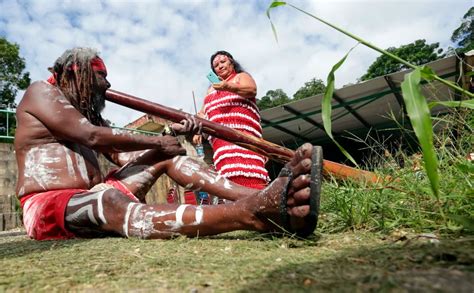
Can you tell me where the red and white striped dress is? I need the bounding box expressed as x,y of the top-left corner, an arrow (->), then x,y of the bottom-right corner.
204,87 -> 270,190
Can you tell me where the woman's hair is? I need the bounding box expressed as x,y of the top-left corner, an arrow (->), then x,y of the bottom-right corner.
51,47 -> 105,126
210,50 -> 244,74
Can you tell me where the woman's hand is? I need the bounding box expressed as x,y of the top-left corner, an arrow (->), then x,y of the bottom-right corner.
211,72 -> 256,98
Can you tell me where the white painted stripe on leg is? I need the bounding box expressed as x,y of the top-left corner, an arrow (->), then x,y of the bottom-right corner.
194,206 -> 203,225
176,204 -> 189,227
65,205 -> 98,225
67,193 -> 98,206
123,202 -> 137,238
97,189 -> 107,225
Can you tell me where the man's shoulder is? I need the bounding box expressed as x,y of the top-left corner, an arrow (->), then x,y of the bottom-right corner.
27,80 -> 59,93
20,81 -> 65,105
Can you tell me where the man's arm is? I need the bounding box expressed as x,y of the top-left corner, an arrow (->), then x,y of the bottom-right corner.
22,81 -> 185,155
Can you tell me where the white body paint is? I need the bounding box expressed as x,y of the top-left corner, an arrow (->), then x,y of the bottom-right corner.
64,149 -> 76,178
124,204 -> 205,239
72,146 -> 90,185
23,147 -> 62,190
117,165 -> 156,189
172,156 -> 232,190
65,190 -> 108,225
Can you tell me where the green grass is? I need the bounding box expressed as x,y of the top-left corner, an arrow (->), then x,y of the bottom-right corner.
319,110 -> 473,236
1,231 -> 473,292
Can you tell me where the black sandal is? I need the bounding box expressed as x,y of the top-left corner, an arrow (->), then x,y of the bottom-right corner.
279,145 -> 323,238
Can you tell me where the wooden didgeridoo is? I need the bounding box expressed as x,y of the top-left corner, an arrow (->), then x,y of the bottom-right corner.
106,89 -> 383,183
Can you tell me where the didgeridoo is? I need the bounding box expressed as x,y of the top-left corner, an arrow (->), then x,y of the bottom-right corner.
105,89 -> 383,183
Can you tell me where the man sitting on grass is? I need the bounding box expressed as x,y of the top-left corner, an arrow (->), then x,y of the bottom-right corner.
14,47 -> 322,240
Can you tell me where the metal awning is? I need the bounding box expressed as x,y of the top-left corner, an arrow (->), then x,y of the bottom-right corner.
261,55 -> 460,147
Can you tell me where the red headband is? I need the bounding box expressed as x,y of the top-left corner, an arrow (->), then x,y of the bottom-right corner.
47,57 -> 107,85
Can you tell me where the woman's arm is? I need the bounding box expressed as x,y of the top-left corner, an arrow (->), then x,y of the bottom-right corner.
212,72 -> 257,98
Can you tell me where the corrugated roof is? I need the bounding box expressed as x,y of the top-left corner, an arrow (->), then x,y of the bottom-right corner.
260,55 -> 459,147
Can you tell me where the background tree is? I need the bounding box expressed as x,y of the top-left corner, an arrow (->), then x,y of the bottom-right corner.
293,78 -> 326,100
451,7 -> 474,54
257,89 -> 290,110
0,37 -> 30,108
0,37 -> 30,139
359,39 -> 445,81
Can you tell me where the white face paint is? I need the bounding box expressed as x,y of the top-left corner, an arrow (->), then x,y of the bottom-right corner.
23,147 -> 62,189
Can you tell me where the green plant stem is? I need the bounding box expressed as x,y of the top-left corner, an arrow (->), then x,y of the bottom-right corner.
288,4 -> 474,99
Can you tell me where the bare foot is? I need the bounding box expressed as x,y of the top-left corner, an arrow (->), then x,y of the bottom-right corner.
246,143 -> 322,237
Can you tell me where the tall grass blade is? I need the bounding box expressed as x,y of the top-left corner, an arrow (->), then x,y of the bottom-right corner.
428,99 -> 474,110
322,47 -> 359,167
266,1 -> 287,43
401,68 -> 439,196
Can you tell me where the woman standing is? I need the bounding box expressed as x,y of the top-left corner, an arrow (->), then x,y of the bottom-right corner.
193,51 -> 269,190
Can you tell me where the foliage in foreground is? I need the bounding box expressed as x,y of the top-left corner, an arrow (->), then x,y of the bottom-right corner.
318,110 -> 473,236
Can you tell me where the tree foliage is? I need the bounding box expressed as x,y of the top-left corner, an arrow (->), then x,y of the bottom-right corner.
293,78 -> 326,100
257,88 -> 291,110
359,39 -> 445,81
0,37 -> 30,109
451,7 -> 474,53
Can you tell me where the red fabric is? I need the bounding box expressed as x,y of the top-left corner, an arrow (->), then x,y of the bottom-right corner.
20,189 -> 86,240
104,171 -> 140,202
20,171 -> 139,241
47,57 -> 107,85
47,74 -> 57,85
204,87 -> 269,189
90,57 -> 107,74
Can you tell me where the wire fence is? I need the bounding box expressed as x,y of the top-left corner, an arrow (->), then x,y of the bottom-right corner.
0,109 -> 15,141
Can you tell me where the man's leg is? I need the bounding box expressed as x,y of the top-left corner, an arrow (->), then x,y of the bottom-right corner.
64,143 -> 318,239
111,149 -> 257,202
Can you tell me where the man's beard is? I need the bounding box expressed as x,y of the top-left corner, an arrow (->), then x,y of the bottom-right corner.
91,91 -> 106,114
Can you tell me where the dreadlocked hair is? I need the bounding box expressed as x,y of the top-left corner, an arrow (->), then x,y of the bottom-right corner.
52,47 -> 105,126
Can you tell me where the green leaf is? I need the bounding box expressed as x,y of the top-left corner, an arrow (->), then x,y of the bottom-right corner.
266,1 -> 287,43
428,99 -> 474,110
419,65 -> 436,81
401,68 -> 439,197
465,71 -> 474,77
322,47 -> 359,167
455,161 -> 474,174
